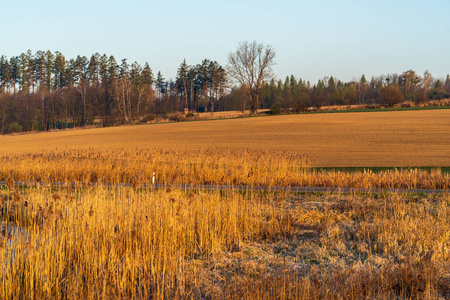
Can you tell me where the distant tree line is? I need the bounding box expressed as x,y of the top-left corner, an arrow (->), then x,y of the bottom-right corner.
0,51 -> 225,133
0,49 -> 449,134
254,70 -> 450,113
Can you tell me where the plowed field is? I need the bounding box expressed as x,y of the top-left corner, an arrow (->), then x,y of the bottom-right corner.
0,110 -> 449,167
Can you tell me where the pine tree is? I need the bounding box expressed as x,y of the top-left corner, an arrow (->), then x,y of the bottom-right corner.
142,63 -> 153,86
359,75 -> 367,103
88,53 -> 100,85
120,59 -> 129,78
45,51 -> 54,91
53,51 -> 67,90
155,71 -> 165,101
130,62 -> 142,84
34,51 -> 46,90
99,54 -> 109,83
176,59 -> 189,108
19,52 -> 30,93
9,56 -> 20,94
0,56 -> 9,93
108,56 -> 119,80
26,50 -> 36,92
327,76 -> 336,105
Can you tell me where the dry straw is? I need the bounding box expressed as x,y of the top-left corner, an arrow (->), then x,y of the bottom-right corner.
0,148 -> 448,189
0,187 -> 448,298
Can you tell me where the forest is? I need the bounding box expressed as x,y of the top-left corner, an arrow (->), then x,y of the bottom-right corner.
0,50 -> 449,133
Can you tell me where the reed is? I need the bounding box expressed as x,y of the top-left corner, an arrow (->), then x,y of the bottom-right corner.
1,148 -> 449,190
0,186 -> 449,299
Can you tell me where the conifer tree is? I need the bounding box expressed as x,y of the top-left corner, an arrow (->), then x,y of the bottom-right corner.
176,59 -> 189,108
156,71 -> 165,101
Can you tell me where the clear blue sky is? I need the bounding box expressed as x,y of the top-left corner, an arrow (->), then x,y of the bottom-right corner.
2,0 -> 449,83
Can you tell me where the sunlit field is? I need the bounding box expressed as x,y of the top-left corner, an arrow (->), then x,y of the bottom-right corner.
0,109 -> 449,167
0,110 -> 449,299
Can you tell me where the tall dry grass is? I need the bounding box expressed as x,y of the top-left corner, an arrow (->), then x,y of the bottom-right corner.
0,187 -> 273,298
0,148 -> 311,187
0,186 -> 449,299
1,148 -> 449,189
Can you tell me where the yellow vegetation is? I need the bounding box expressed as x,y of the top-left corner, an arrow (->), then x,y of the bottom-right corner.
0,187 -> 449,298
1,148 -> 449,189
0,110 -> 449,298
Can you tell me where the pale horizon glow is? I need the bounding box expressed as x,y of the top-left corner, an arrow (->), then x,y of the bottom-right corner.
1,0 -> 449,83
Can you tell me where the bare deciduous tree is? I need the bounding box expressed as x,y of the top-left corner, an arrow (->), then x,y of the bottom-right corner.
115,77 -> 133,122
227,41 -> 276,114
380,84 -> 403,107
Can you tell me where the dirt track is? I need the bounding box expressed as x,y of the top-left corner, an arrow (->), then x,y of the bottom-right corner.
2,181 -> 448,195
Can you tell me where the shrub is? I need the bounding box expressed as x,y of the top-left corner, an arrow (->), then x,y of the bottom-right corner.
168,113 -> 186,122
7,122 -> 23,134
142,114 -> 156,122
428,89 -> 450,100
102,116 -> 119,127
185,112 -> 195,118
366,104 -> 381,109
400,101 -> 414,108
270,103 -> 281,115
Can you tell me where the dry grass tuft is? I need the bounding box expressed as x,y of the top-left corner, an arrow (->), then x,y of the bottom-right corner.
13,191 -> 21,202
130,171 -> 143,189
6,177 -> 14,191
52,193 -> 61,201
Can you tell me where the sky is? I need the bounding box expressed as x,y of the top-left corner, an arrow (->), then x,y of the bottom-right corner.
1,0 -> 449,83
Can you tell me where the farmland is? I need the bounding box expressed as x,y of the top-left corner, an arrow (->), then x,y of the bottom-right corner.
0,109 -> 449,167
0,109 -> 449,299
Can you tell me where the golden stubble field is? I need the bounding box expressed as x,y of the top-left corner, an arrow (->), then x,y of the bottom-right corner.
0,110 -> 449,167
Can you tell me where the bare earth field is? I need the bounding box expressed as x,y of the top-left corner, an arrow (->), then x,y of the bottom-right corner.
0,110 -> 449,167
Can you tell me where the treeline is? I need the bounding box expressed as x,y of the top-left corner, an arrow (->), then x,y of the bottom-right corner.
0,51 -> 225,133
0,50 -> 449,134
255,71 -> 450,113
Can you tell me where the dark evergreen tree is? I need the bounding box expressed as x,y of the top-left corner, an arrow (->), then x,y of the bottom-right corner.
176,59 -> 189,108
88,53 -> 101,85
155,71 -> 165,100
9,56 -> 20,94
